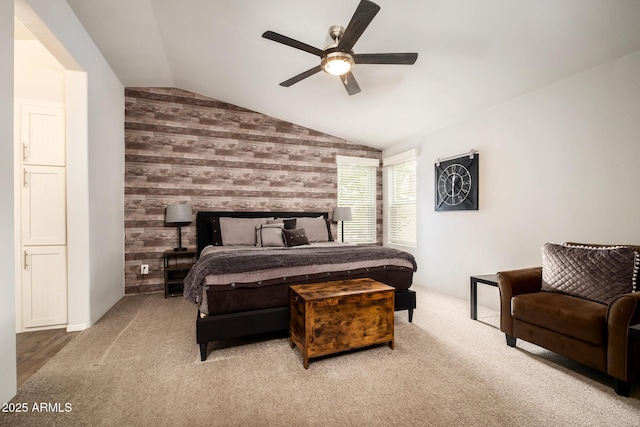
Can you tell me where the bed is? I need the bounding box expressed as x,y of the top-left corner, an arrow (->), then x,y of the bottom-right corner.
184,211 -> 417,361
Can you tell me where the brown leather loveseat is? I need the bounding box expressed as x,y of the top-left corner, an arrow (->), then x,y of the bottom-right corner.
498,243 -> 640,396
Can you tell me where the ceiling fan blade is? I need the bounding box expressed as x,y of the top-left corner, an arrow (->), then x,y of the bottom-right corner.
340,71 -> 361,96
279,65 -> 323,87
262,31 -> 324,57
337,0 -> 381,51
354,52 -> 418,65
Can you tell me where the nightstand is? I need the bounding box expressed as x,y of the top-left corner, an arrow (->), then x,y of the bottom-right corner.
163,249 -> 197,298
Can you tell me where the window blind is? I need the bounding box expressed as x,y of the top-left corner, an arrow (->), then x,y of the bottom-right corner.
336,157 -> 377,243
385,152 -> 416,247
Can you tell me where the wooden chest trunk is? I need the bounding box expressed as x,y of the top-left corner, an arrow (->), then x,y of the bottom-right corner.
289,278 -> 395,368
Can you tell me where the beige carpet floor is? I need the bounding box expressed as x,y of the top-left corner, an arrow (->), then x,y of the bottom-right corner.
1,287 -> 639,427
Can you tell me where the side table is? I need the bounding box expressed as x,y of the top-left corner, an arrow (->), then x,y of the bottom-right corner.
470,274 -> 498,320
164,249 -> 197,298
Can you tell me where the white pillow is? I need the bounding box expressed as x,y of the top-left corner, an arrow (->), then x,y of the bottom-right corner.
219,217 -> 272,246
256,223 -> 285,247
295,216 -> 329,242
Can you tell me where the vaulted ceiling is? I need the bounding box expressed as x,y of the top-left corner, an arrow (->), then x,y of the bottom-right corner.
65,0 -> 640,149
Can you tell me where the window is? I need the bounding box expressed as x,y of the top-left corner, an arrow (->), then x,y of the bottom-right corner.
384,150 -> 417,247
336,156 -> 378,243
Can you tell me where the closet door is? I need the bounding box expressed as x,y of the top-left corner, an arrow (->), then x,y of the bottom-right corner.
21,166 -> 66,246
20,104 -> 65,166
22,246 -> 68,328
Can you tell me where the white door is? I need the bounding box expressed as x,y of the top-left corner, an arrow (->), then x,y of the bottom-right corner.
21,166 -> 66,246
20,104 -> 65,166
22,246 -> 68,328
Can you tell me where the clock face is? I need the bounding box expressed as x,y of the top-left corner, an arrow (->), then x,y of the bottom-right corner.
437,164 -> 472,206
435,154 -> 479,211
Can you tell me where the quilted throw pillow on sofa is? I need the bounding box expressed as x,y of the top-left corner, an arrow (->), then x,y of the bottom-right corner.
541,243 -> 639,304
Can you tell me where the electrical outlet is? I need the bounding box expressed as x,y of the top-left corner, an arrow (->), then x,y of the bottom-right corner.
141,264 -> 149,275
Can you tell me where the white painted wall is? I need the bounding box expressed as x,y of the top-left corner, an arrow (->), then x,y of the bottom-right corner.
65,70 -> 91,331
14,39 -> 65,102
384,49 -> 640,309
0,0 -> 16,404
1,0 -> 122,400
17,0 -> 124,325
14,35 -> 91,332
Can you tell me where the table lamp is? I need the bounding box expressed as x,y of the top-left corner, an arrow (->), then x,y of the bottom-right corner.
166,203 -> 192,251
332,206 -> 352,243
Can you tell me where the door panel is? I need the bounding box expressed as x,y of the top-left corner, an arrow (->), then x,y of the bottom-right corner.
21,166 -> 66,246
22,246 -> 68,328
20,104 -> 65,166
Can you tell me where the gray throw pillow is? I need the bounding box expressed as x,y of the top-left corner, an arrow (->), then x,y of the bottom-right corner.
219,217 -> 272,246
268,218 -> 297,230
541,243 -> 638,304
295,216 -> 329,242
255,224 -> 285,247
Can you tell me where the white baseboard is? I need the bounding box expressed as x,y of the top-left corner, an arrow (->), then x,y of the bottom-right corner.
66,323 -> 88,332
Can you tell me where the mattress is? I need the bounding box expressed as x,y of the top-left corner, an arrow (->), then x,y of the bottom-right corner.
183,243 -> 417,315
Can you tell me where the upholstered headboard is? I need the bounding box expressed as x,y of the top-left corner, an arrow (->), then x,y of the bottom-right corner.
196,211 -> 330,256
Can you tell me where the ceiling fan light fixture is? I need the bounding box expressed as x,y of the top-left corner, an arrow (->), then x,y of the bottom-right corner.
262,0 -> 416,95
321,52 -> 354,76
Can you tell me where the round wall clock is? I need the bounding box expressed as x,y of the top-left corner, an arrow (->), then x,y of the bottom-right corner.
434,152 -> 479,211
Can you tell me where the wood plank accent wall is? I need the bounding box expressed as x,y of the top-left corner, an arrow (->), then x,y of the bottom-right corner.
124,87 -> 382,294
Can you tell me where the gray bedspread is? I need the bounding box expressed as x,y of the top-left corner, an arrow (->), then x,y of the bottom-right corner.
183,245 -> 417,305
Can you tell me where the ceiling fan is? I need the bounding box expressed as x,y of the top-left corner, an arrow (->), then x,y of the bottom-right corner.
262,0 -> 418,96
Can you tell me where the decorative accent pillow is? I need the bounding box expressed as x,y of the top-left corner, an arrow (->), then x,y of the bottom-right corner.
541,243 -> 639,304
295,216 -> 329,242
255,224 -> 285,247
283,218 -> 297,230
283,228 -> 309,247
219,217 -> 272,246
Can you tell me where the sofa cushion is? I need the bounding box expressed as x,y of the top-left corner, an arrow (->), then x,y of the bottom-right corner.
541,243 -> 638,304
512,292 -> 607,346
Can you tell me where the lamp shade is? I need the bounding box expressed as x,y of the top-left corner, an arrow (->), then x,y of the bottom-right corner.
332,206 -> 352,222
165,203 -> 192,224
